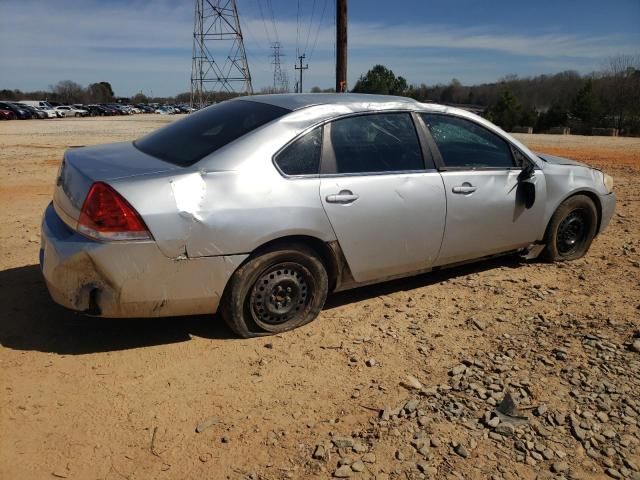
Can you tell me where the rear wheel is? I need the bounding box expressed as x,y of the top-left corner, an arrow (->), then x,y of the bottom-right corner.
220,244 -> 328,338
542,195 -> 598,262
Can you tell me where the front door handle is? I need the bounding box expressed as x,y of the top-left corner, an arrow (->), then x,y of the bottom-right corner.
452,183 -> 477,194
326,190 -> 359,204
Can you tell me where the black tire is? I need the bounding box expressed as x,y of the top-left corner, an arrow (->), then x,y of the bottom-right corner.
542,194 -> 598,262
220,243 -> 328,338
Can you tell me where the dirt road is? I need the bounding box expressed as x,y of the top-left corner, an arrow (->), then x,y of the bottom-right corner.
1,117 -> 638,480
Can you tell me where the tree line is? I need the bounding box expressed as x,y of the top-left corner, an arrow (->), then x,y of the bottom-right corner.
3,54 -> 638,134
0,81 -> 200,106
351,55 -> 640,135
1,81 -> 117,105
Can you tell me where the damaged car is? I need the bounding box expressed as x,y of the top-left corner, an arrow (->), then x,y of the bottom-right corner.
40,94 -> 616,337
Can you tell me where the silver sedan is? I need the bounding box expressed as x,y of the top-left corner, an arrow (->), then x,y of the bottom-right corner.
40,94 -> 616,337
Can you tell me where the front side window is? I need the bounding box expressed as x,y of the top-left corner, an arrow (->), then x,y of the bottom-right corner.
421,114 -> 514,169
275,127 -> 322,176
135,99 -> 290,166
329,113 -> 424,174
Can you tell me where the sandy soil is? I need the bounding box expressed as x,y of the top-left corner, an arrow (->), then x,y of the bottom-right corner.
1,117 -> 638,480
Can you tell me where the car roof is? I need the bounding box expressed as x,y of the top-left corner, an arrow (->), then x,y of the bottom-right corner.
240,93 -> 425,112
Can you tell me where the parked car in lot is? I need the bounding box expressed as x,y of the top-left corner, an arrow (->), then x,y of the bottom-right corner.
84,104 -> 113,116
55,105 -> 89,117
16,103 -> 48,119
0,108 -> 17,120
155,105 -> 175,115
136,104 -> 155,113
34,106 -> 59,118
96,104 -> 119,115
105,104 -> 130,115
40,94 -> 616,337
0,101 -> 33,119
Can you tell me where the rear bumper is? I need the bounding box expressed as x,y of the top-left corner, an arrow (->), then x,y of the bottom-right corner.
598,192 -> 616,234
40,203 -> 247,318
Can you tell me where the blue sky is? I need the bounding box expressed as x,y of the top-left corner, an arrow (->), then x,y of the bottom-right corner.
1,0 -> 638,97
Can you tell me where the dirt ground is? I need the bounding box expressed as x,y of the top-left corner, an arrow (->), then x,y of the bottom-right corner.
1,117 -> 638,480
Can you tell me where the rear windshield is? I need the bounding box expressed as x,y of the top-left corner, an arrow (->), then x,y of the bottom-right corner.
134,99 -> 290,166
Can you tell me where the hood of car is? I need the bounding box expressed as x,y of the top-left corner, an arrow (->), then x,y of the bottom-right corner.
535,152 -> 589,168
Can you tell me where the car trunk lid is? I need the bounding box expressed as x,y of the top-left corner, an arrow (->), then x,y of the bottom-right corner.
53,141 -> 179,226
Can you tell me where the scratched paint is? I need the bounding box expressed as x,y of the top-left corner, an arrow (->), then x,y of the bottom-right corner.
170,172 -> 206,222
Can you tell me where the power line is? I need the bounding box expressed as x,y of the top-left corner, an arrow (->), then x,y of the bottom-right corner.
265,0 -> 279,42
296,0 -> 301,56
303,0 -> 317,55
256,0 -> 272,44
309,0 -> 328,59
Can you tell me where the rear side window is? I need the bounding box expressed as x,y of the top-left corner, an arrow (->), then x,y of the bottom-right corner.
275,127 -> 322,176
421,114 -> 514,169
135,100 -> 290,166
329,113 -> 424,174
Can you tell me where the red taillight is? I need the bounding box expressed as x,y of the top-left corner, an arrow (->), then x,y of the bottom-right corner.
78,182 -> 151,241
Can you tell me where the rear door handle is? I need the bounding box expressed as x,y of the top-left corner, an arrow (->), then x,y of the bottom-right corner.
452,184 -> 477,194
326,190 -> 359,204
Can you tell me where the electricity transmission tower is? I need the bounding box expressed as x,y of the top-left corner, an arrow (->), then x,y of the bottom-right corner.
270,42 -> 289,93
190,0 -> 253,109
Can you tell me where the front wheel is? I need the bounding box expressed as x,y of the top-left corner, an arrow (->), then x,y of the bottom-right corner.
220,244 -> 328,338
542,195 -> 598,262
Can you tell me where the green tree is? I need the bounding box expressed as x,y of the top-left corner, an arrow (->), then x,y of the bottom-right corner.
536,103 -> 568,131
487,89 -> 521,131
131,92 -> 149,104
87,82 -> 114,103
352,65 -> 408,95
570,79 -> 601,128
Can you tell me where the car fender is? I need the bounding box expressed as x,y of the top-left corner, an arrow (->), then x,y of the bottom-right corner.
540,162 -> 606,235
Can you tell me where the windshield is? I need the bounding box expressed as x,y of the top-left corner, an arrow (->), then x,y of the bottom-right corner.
134,99 -> 290,167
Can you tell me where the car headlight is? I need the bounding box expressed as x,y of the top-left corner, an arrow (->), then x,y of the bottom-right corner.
603,173 -> 614,193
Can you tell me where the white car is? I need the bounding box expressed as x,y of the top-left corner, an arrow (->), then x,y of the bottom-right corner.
35,106 -> 59,118
155,106 -> 174,115
55,106 -> 88,117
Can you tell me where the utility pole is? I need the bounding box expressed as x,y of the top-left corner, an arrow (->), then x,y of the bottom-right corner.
295,53 -> 308,93
336,0 -> 347,92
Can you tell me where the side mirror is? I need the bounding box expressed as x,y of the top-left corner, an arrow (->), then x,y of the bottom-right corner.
517,161 -> 536,208
519,181 -> 536,209
518,161 -> 535,181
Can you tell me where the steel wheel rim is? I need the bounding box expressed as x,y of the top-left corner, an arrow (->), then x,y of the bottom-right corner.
249,262 -> 313,329
557,209 -> 588,255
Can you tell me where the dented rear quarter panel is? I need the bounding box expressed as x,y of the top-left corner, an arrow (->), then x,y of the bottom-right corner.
112,105 -> 370,259
41,203 -> 247,317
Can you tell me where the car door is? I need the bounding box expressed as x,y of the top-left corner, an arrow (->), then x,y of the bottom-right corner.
420,113 -> 546,266
320,112 -> 446,283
